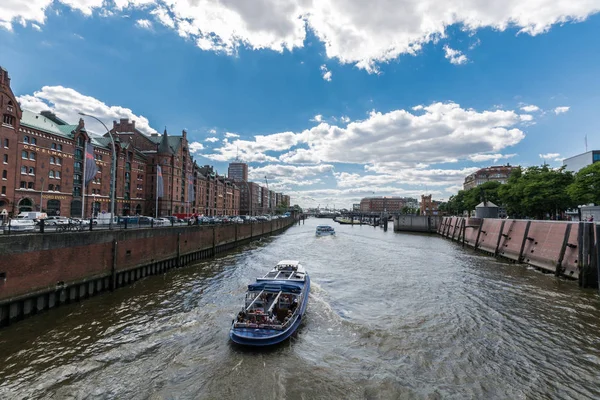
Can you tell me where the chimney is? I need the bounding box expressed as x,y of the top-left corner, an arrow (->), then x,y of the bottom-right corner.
182,129 -> 187,139
113,120 -> 117,129
131,120 -> 135,130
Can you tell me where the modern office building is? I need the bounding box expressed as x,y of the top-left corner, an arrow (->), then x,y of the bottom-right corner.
228,162 -> 248,182
562,151 -> 600,173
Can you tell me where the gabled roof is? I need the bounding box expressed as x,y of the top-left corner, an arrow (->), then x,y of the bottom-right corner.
476,201 -> 498,208
149,129 -> 182,153
20,110 -> 72,138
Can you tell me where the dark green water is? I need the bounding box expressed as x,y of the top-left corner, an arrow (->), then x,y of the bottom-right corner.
1,218 -> 599,399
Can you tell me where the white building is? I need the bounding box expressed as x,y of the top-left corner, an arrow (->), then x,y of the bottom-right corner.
562,150 -> 600,173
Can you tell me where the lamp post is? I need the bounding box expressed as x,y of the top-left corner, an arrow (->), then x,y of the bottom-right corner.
78,112 -> 116,230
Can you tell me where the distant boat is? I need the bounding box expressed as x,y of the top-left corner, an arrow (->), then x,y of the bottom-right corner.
230,260 -> 310,347
316,225 -> 335,236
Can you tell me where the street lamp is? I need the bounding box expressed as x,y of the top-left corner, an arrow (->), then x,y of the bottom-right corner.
78,112 -> 116,230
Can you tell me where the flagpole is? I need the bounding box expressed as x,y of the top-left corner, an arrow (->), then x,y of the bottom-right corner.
155,164 -> 159,219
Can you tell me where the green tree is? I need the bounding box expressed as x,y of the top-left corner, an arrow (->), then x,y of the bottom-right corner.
499,165 -> 575,219
567,162 -> 600,206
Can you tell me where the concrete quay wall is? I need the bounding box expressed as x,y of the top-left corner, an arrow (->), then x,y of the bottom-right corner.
394,215 -> 442,233
0,218 -> 294,327
437,217 -> 598,287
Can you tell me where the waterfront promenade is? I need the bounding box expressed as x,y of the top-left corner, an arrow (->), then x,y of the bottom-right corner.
0,218 -> 598,399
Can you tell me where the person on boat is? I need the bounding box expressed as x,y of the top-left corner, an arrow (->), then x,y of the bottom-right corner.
290,298 -> 298,312
237,311 -> 246,322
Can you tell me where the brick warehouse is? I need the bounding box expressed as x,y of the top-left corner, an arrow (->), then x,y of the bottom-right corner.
0,66 -> 288,218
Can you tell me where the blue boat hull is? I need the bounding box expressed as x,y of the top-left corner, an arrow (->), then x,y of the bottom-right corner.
230,275 -> 310,347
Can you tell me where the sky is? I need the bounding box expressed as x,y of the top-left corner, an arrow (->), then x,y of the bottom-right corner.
1,1 -> 600,209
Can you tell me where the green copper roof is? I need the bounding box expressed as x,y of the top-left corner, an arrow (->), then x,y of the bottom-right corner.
56,124 -> 78,137
20,110 -> 71,138
149,133 -> 182,153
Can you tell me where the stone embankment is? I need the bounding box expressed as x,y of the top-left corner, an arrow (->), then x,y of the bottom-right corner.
438,217 -> 599,289
0,218 -> 295,327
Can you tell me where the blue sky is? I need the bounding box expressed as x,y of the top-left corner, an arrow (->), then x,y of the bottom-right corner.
1,1 -> 599,208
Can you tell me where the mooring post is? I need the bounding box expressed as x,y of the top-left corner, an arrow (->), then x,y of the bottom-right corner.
556,223 -> 572,277
212,225 -> 216,257
461,218 -> 466,248
176,232 -> 181,267
111,239 -> 118,291
518,220 -> 532,263
596,223 -> 600,293
494,220 -> 506,257
578,222 -> 585,287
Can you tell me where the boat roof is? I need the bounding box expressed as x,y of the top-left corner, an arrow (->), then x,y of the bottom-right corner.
248,280 -> 304,293
277,260 -> 301,267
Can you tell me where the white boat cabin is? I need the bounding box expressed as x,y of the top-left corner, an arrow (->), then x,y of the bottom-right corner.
257,260 -> 306,282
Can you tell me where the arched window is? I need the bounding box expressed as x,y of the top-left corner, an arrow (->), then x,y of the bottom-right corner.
18,198 -> 34,212
50,156 -> 55,164
51,143 -> 57,150
23,136 -> 29,144
47,200 -> 61,216
49,170 -> 55,178
77,136 -> 85,147
29,152 -> 36,160
30,137 -> 37,145
20,181 -> 26,188
28,167 -> 35,175
55,171 -> 60,179
21,150 -> 27,159
27,182 -> 34,189
21,166 -> 27,174
58,144 -> 63,151
48,184 -> 54,191
56,157 -> 62,165
55,185 -> 61,192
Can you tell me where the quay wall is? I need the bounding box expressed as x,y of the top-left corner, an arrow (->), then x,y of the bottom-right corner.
438,217 -> 599,288
0,218 -> 294,327
394,215 -> 442,233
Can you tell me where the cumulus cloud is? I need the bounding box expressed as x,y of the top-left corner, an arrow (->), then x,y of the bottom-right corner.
443,45 -> 468,65
205,137 -> 219,143
340,116 -> 350,123
224,132 -> 240,138
189,141 -> 204,153
520,104 -> 540,112
135,19 -> 153,29
17,86 -> 158,136
249,164 -> 334,181
320,65 -> 332,81
468,153 -> 517,162
311,114 -> 323,122
2,1 -> 599,71
539,153 -> 563,162
554,106 -> 570,114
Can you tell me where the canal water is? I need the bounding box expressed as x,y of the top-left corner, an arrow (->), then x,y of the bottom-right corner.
1,218 -> 599,399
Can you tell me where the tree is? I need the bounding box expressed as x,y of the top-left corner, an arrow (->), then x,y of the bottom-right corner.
499,165 -> 575,219
567,162 -> 600,206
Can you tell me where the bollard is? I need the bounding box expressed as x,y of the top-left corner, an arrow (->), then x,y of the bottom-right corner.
151,218 -> 154,228
90,217 -> 93,231
40,218 -> 45,234
124,219 -> 128,230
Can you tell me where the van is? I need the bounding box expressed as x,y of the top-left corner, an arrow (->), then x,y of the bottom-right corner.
17,212 -> 47,221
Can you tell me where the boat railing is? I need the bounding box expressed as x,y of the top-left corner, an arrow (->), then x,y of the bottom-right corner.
245,289 -> 265,311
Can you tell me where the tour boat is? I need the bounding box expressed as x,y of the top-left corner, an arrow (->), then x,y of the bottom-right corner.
315,225 -> 335,236
230,260 -> 310,346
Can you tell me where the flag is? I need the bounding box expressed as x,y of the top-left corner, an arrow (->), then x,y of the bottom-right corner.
84,142 -> 98,185
187,174 -> 194,202
157,165 -> 164,198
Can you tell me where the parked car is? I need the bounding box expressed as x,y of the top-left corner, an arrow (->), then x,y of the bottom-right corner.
4,218 -> 36,231
45,216 -> 69,225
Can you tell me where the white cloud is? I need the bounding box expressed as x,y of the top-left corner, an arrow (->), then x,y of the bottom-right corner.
311,114 -> 323,122
443,45 -> 468,65
340,116 -> 350,123
224,132 -> 240,138
554,106 -> 570,114
135,19 -> 153,30
205,137 -> 219,143
31,23 -> 41,31
539,153 -> 563,162
520,104 -> 540,112
468,153 -> 517,162
17,86 -> 158,136
151,7 -> 175,29
208,128 -> 217,134
189,141 -> 204,153
3,1 -> 598,71
249,164 -> 334,181
276,102 -> 526,166
519,114 -> 533,121
320,65 -> 332,81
